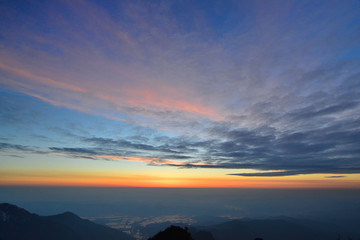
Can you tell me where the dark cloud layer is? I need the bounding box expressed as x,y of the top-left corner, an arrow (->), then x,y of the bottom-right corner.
49,147 -> 98,155
1,102 -> 359,177
0,0 -> 359,178
43,114 -> 360,176
1,105 -> 359,177
324,176 -> 346,179
0,142 -> 32,151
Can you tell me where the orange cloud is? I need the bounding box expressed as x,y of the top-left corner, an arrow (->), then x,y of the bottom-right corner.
0,59 -> 222,123
0,62 -> 87,93
97,87 -> 222,120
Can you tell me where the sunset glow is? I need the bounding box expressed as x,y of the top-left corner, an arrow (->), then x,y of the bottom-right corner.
1,0 -> 359,189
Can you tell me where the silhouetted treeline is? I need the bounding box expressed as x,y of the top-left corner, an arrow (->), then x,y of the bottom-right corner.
148,225 -> 193,240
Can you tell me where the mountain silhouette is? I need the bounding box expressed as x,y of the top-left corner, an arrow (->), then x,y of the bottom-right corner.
148,225 -> 216,240
190,230 -> 216,240
0,203 -> 134,240
148,225 -> 193,240
196,219 -> 333,240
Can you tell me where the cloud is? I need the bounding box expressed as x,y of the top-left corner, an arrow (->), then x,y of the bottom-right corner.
153,115 -> 360,176
84,137 -> 185,153
1,110 -> 360,176
49,147 -> 99,155
288,101 -> 359,121
0,142 -> 48,156
0,154 -> 24,158
324,176 -> 346,179
229,169 -> 358,177
0,142 -> 34,152
0,0 -> 359,178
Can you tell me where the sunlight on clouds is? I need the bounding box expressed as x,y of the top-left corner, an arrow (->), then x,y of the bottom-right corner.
0,0 -> 359,187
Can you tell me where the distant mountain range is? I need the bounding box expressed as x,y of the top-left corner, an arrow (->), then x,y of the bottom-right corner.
1,203 -> 359,240
0,203 -> 134,240
192,219 -> 331,240
139,217 -> 359,240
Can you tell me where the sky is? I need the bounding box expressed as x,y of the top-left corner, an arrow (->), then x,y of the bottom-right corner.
0,0 -> 360,188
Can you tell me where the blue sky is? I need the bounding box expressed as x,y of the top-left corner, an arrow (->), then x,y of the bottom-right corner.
0,0 -> 360,187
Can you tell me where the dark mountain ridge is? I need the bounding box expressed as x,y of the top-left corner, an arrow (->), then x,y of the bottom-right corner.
0,203 -> 134,240
195,218 -> 334,240
148,225 -> 193,240
2,203 -> 359,240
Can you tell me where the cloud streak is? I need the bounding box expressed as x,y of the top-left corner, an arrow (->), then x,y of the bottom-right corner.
0,0 -> 359,179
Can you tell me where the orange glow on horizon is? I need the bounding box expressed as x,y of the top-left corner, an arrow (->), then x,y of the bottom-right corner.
1,169 -> 360,189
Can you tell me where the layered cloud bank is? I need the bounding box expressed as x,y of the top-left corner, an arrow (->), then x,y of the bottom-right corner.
0,0 -> 359,181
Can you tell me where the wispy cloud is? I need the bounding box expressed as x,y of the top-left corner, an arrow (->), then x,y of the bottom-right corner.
0,142 -> 33,152
324,176 -> 346,179
0,0 -> 359,178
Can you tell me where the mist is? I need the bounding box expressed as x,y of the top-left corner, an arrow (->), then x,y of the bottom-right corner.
1,187 -> 359,221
